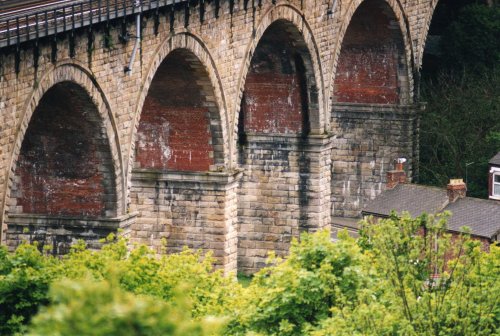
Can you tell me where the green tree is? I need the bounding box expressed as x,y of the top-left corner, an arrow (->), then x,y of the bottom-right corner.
0,244 -> 62,335
419,4 -> 500,197
419,69 -> 500,197
314,213 -> 499,335
440,4 -> 500,72
225,231 -> 368,336
28,278 -> 223,336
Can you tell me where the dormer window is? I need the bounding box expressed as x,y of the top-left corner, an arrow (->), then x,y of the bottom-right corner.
490,163 -> 500,200
489,152 -> 500,200
494,173 -> 500,197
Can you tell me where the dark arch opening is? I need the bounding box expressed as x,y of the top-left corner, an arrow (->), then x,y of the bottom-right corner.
11,82 -> 117,219
334,0 -> 408,104
237,20 -> 318,274
135,49 -> 223,172
418,0 -> 496,198
421,0 -> 481,79
238,21 -> 314,140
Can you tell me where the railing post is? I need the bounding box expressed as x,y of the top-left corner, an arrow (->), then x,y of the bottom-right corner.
199,0 -> 205,23
90,0 -> 93,25
25,15 -> 30,41
35,14 -> 39,41
184,1 -> 189,28
6,19 -> 10,47
15,17 -> 20,46
64,6 -> 67,32
44,11 -> 48,36
98,0 -> 102,23
215,0 -> 220,18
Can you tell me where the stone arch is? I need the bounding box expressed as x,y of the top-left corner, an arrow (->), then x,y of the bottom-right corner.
327,0 -> 420,220
127,33 -> 236,269
235,5 -> 328,274
128,33 -> 229,177
234,4 -> 325,142
1,62 -> 125,246
328,0 -> 415,108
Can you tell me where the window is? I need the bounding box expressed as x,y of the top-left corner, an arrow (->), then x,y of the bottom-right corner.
494,173 -> 500,197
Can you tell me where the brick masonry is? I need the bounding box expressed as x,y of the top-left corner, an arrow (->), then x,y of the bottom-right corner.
12,82 -> 116,218
135,50 -> 220,172
334,0 -> 408,105
0,0 -> 439,272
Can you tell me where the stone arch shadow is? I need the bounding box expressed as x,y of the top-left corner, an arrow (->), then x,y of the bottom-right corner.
327,0 -> 420,219
128,33 -> 230,178
1,62 -> 126,252
416,0 -> 440,69
234,5 -> 332,274
327,0 -> 416,110
127,33 -> 238,273
233,3 -> 326,147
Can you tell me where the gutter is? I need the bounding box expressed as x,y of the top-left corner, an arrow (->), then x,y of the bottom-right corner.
124,2 -> 141,74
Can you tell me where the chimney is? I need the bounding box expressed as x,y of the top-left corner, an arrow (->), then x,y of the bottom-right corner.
387,158 -> 407,189
447,179 -> 466,203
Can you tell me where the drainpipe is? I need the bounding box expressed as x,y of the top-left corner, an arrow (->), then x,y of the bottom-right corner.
125,2 -> 141,74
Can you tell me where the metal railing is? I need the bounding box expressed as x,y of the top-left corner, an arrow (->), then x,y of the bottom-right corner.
0,0 -> 190,49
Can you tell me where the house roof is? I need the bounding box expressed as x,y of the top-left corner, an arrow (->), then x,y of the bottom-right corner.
362,184 -> 448,218
446,197 -> 500,239
362,184 -> 500,240
489,152 -> 500,166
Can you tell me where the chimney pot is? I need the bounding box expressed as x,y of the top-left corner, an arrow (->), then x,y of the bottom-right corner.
447,179 -> 466,203
386,158 -> 407,189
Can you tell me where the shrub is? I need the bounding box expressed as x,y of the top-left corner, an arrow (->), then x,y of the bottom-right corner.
28,278 -> 224,336
0,237 -> 241,335
59,238 -> 242,318
313,213 -> 500,336
1,218 -> 498,336
0,244 -> 61,335
225,231 -> 367,336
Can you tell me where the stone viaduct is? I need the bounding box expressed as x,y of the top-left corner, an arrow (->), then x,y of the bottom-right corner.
0,0 -> 439,273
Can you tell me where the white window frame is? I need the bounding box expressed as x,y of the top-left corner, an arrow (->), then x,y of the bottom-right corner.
491,167 -> 500,200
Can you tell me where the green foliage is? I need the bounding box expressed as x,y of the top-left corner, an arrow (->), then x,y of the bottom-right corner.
0,244 -> 61,335
226,215 -> 499,336
1,219 -> 498,336
440,4 -> 500,72
419,4 -> 500,197
419,68 -> 500,197
58,238 -> 242,318
0,236 -> 241,335
335,213 -> 500,336
28,279 -> 223,336
236,273 -> 253,288
226,231 -> 367,336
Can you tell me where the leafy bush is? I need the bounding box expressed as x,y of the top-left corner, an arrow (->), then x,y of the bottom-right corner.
28,279 -> 223,336
0,244 -> 61,335
315,213 -> 500,336
225,231 -> 367,335
58,238 -> 242,318
0,237 -> 241,335
1,217 -> 497,336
